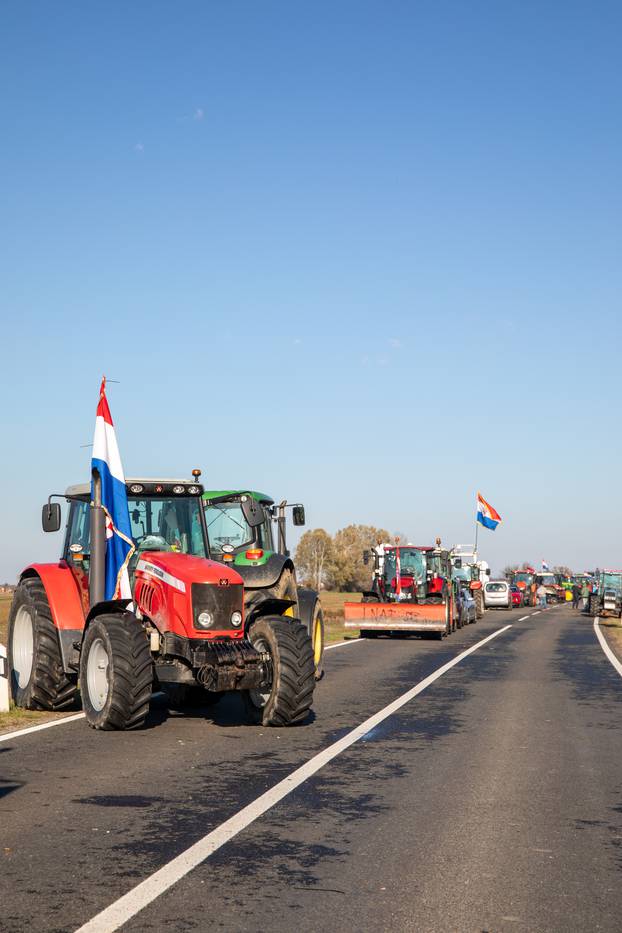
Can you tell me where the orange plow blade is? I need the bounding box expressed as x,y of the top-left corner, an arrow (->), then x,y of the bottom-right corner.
343,600 -> 446,633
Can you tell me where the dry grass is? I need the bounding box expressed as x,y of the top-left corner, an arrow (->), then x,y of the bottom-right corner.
319,591 -> 361,644
598,616 -> 622,664
0,593 -> 12,646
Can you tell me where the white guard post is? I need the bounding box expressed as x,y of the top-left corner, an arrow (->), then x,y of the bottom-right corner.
0,643 -> 9,712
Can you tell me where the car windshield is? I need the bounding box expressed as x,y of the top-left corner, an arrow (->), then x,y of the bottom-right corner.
486,582 -> 507,592
383,548 -> 426,583
128,496 -> 207,557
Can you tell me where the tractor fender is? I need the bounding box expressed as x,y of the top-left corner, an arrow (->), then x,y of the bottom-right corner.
234,554 -> 295,590
245,590 -> 297,627
85,599 -> 133,627
297,587 -> 319,630
19,563 -> 86,673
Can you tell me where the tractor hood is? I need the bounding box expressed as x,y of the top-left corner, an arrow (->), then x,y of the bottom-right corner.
135,551 -> 243,591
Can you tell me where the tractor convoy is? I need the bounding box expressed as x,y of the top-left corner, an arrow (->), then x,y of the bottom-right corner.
343,540 -> 475,638
5,387 -> 604,733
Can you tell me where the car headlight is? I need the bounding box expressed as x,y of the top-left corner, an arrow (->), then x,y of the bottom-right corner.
230,611 -> 242,627
197,611 -> 213,628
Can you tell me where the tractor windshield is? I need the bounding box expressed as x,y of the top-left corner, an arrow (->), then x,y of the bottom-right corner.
204,500 -> 273,556
128,496 -> 207,558
602,572 -> 622,594
514,572 -> 534,585
383,548 -> 426,584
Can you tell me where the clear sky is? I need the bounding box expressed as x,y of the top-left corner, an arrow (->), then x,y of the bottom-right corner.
1,0 -> 621,581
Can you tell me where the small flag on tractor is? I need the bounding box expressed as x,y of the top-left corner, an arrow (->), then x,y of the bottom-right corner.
542,560 -> 550,571
476,492 -> 502,531
91,377 -> 135,600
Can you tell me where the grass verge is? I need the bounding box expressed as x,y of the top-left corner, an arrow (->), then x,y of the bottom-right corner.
319,591 -> 361,644
598,616 -> 622,665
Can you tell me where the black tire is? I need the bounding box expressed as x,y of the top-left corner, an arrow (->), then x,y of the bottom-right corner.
8,578 -> 78,711
360,630 -> 379,638
242,616 -> 315,726
298,595 -> 325,681
589,594 -> 600,616
80,612 -> 153,730
273,568 -> 298,609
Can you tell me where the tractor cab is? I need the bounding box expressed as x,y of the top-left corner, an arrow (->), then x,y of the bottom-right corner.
375,545 -> 451,603
63,479 -> 210,605
202,491 -> 276,566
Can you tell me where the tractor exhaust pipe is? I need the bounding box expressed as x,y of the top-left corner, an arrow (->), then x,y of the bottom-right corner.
90,467 -> 106,608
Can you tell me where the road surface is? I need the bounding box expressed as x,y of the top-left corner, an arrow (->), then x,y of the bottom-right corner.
1,604 -> 620,932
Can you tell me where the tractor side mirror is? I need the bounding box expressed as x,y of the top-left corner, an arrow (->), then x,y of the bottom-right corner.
363,550 -> 370,565
454,558 -> 462,569
42,502 -> 61,533
240,495 -> 264,528
292,505 -> 306,526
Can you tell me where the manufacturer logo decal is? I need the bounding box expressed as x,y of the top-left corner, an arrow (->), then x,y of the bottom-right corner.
219,578 -> 230,586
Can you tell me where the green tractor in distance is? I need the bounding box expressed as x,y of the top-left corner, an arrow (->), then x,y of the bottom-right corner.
203,490 -> 324,679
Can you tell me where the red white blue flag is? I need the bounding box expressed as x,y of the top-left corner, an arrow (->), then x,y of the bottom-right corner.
91,378 -> 134,600
476,492 -> 502,531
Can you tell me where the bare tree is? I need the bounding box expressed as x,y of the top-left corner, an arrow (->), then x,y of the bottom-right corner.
294,529 -> 336,591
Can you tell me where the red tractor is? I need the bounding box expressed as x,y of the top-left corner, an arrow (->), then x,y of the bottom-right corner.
7,473 -> 315,730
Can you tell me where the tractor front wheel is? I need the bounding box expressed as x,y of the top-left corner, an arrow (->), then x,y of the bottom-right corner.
8,578 -> 78,711
243,616 -> 315,726
474,590 -> 484,619
80,613 -> 153,730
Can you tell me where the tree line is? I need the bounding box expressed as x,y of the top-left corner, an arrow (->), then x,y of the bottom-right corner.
294,525 -> 393,592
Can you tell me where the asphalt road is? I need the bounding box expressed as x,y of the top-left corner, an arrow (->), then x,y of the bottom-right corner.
1,604 -> 621,933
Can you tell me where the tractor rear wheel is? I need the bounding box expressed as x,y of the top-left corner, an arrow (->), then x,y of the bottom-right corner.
8,578 -> 78,711
589,594 -> 600,616
243,616 -> 315,726
80,613 -> 153,730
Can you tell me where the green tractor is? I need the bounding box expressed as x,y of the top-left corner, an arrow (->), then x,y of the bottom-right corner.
203,490 -> 324,679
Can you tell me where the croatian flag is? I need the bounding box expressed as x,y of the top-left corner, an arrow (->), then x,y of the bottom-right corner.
476,492 -> 502,531
542,560 -> 550,571
91,378 -> 134,600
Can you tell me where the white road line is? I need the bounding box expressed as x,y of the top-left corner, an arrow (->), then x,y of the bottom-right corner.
532,611 -> 541,615
75,623 -> 513,933
0,712 -> 85,744
594,618 -> 622,678
325,638 -> 362,651
518,616 -> 529,622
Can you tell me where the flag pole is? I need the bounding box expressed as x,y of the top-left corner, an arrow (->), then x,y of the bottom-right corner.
474,493 -> 479,561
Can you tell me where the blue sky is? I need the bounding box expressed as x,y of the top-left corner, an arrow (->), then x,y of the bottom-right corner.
1,0 -> 621,580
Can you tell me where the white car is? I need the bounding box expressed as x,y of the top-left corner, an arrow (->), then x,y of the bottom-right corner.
484,580 -> 511,609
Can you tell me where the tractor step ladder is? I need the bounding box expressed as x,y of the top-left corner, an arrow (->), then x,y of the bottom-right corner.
0,644 -> 9,712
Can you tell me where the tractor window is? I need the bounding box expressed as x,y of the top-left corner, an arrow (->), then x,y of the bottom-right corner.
204,501 -> 255,553
65,499 -> 91,555
128,497 -> 207,558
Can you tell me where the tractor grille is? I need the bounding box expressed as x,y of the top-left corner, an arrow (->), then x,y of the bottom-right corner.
191,582 -> 243,632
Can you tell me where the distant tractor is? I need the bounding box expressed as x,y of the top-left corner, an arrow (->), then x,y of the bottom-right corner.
343,541 -> 466,638
509,570 -> 537,607
450,544 -> 491,619
203,490 -> 324,679
535,571 -> 565,604
589,570 -> 622,618
8,474 -> 316,729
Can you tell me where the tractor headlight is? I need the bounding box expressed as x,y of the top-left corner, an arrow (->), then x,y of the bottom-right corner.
230,611 -> 242,627
197,611 -> 214,628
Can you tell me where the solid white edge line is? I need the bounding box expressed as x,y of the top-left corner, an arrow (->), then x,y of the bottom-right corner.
0,712 -> 85,744
75,623 -> 513,933
594,617 -> 622,678
325,638 -> 362,651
